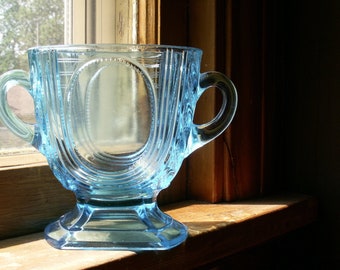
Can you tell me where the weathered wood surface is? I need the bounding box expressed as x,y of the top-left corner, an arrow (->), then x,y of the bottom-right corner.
0,193 -> 317,270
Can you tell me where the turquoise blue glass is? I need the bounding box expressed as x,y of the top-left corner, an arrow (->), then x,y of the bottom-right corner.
0,44 -> 237,250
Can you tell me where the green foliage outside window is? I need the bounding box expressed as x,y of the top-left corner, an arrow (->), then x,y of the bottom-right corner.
0,0 -> 64,74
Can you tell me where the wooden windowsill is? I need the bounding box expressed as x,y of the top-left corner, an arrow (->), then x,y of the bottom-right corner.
0,193 -> 317,269
0,152 -> 47,170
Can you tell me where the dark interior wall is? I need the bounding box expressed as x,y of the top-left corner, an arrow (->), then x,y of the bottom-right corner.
278,0 -> 339,266
160,0 -> 339,267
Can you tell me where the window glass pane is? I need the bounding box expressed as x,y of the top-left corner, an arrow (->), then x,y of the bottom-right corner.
0,0 -> 66,155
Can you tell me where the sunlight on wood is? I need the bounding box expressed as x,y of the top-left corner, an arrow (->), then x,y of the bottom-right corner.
0,153 -> 47,170
0,193 -> 317,270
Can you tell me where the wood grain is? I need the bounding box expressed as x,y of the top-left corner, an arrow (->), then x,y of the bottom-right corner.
0,193 -> 317,270
0,166 -> 75,240
186,0 -> 224,203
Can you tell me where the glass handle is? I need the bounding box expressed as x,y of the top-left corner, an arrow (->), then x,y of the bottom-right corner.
187,71 -> 238,156
0,70 -> 35,144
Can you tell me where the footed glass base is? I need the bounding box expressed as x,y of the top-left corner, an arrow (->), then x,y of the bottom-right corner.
44,199 -> 188,250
